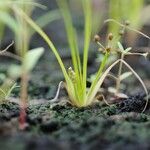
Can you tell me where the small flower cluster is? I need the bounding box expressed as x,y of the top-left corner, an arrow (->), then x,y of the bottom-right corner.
94,33 -> 114,53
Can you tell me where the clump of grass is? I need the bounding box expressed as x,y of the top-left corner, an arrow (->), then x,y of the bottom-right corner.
18,0 -> 110,107
17,0 -> 149,112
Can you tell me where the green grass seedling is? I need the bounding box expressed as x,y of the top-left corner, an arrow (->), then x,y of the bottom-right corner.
17,0 -> 149,112
18,0 -> 111,107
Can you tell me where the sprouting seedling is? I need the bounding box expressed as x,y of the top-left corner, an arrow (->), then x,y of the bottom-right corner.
116,42 -> 149,94
115,42 -> 132,94
17,1 -> 149,112
1,0 -> 60,97
0,42 -> 44,103
17,0 -> 112,107
8,47 -> 44,130
107,42 -> 149,112
104,19 -> 149,111
0,0 -> 61,129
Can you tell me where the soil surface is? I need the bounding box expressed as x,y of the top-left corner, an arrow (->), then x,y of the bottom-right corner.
0,92 -> 150,150
0,45 -> 149,150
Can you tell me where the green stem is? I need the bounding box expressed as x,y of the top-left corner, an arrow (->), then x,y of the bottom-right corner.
88,52 -> 109,98
82,0 -> 92,100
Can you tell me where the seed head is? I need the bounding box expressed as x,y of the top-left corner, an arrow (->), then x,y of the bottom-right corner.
125,20 -> 130,26
94,34 -> 100,42
108,33 -> 113,41
106,47 -> 111,53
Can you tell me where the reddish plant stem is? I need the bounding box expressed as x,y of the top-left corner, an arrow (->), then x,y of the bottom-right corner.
19,73 -> 28,130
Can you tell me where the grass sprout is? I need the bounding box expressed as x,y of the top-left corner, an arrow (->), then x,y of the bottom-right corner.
15,1 -> 149,112
17,0 -> 113,107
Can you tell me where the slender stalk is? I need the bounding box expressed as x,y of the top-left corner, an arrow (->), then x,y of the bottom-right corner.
16,1 -> 30,130
19,72 -> 28,129
116,53 -> 124,93
105,19 -> 150,40
20,58 -> 29,130
82,0 -> 92,101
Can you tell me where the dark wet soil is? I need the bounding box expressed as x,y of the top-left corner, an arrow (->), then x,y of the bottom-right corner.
0,93 -> 149,150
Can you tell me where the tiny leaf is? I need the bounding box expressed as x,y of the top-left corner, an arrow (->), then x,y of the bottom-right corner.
125,47 -> 132,52
117,42 -> 124,51
24,47 -> 44,72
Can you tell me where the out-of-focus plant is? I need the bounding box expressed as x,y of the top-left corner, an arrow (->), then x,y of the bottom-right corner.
0,0 -> 60,129
0,42 -> 17,102
115,42 -> 148,94
107,42 -> 148,99
91,0 -> 104,35
108,0 -> 144,45
9,47 -> 44,129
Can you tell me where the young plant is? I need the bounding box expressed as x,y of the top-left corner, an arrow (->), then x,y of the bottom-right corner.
107,42 -> 148,94
18,0 -> 149,112
17,0 -> 110,107
8,47 -> 44,129
105,19 -> 149,105
0,1 -> 60,94
0,0 -> 61,129
115,42 -> 148,94
91,34 -> 149,111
